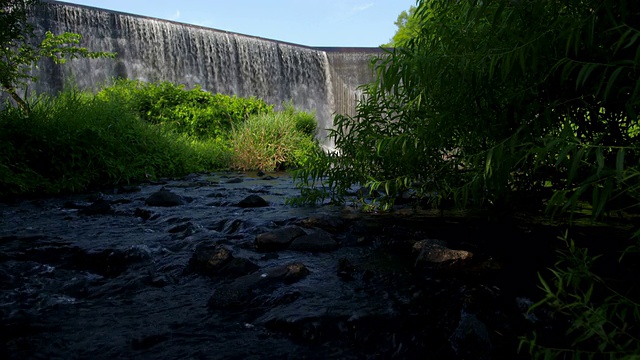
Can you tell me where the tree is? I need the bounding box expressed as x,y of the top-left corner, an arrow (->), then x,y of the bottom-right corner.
382,5 -> 419,48
296,0 -> 640,218
0,0 -> 114,111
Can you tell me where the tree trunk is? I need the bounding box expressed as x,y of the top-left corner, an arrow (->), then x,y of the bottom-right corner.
1,82 -> 29,114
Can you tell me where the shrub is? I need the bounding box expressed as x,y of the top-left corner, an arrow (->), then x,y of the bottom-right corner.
96,79 -> 274,139
282,100 -> 317,137
0,88 -> 226,197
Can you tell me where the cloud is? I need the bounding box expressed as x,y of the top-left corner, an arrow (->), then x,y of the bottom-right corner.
171,10 -> 180,20
352,3 -> 374,13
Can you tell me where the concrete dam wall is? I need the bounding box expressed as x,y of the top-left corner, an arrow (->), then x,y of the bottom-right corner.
27,1 -> 384,149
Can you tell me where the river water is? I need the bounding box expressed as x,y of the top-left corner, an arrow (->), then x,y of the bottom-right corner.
0,171 -> 548,359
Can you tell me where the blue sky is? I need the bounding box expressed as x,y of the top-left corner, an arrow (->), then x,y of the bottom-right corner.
58,0 -> 417,47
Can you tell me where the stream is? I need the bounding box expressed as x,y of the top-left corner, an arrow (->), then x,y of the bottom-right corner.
0,171 -> 552,359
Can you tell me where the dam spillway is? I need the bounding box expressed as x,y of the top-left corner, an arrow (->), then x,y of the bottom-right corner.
27,1 -> 383,149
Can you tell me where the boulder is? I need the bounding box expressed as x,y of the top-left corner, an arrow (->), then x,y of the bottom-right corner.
449,310 -> 492,360
288,229 -> 338,252
188,243 -> 259,278
144,189 -> 184,207
413,239 -> 473,268
236,195 -> 269,208
255,226 -> 306,251
79,199 -> 113,215
296,214 -> 348,233
208,262 -> 310,308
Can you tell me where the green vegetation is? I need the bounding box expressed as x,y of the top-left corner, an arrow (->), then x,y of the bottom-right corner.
294,0 -> 640,357
382,5 -> 419,48
1,0 -> 114,111
0,0 -> 319,199
230,109 -> 318,171
0,80 -> 318,198
96,79 -> 274,139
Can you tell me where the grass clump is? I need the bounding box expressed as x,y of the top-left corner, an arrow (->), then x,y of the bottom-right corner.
229,111 -> 318,171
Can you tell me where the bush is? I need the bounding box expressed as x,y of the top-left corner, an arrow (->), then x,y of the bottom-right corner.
281,101 -> 318,137
0,88 -> 228,197
229,111 -> 317,171
96,79 -> 274,139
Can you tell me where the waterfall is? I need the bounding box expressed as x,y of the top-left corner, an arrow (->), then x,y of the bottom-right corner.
24,1 -> 383,150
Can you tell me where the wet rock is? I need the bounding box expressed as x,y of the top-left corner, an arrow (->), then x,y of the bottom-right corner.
297,214 -> 348,233
65,247 -> 151,277
449,310 -> 492,360
208,262 -> 310,308
226,177 -> 244,184
134,208 -> 153,220
144,189 -> 184,207
188,244 -> 233,273
167,222 -> 196,234
337,258 -> 356,280
188,244 -> 258,278
236,195 -> 269,208
413,239 -> 473,268
255,226 -> 306,251
256,170 -> 266,177
288,229 -> 338,252
79,199 -> 113,215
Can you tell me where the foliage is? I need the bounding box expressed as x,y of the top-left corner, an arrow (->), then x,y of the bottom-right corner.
382,5 -> 419,48
0,88 -> 226,197
295,0 -> 640,217
279,100 -> 318,137
294,2 -> 640,356
229,111 -> 318,172
0,0 -> 114,111
519,232 -> 640,359
96,79 -> 274,140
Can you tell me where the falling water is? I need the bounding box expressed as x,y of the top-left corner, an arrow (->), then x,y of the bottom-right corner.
26,1 -> 383,150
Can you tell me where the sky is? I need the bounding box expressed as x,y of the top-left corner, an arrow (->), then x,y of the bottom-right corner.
57,0 -> 417,47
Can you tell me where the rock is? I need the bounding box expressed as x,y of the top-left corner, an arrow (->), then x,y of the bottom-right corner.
296,214 -> 347,233
144,189 -> 184,207
79,199 -> 113,215
226,177 -> 243,184
188,243 -> 259,278
134,208 -> 153,220
413,239 -> 473,268
236,195 -> 269,208
189,244 -> 233,273
255,226 -> 306,251
288,229 -> 338,252
208,262 -> 310,308
337,258 -> 356,280
256,170 -> 266,177
449,310 -> 492,360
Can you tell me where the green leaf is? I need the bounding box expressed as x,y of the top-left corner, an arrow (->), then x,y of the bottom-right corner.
596,147 -> 604,176
603,66 -> 623,101
616,148 -> 625,183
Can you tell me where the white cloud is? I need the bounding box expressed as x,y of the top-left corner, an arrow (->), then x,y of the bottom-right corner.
352,3 -> 374,13
171,10 -> 180,20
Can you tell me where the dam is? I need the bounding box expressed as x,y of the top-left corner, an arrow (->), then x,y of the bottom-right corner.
26,1 -> 384,149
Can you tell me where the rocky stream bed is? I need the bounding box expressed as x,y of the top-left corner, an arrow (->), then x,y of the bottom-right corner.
0,171 -> 563,359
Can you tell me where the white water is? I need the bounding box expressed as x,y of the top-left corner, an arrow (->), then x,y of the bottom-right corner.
28,1 -> 381,150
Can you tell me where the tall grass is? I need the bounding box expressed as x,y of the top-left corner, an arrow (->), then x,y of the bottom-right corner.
230,112 -> 317,171
0,88 -> 226,197
0,81 -> 320,198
